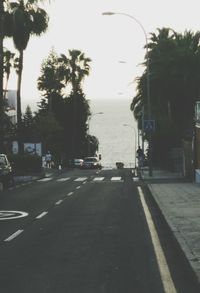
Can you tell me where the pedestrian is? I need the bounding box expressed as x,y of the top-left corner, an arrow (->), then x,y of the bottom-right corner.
45,151 -> 52,168
136,146 -> 144,167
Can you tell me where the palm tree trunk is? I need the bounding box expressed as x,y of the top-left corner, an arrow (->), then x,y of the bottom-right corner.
17,49 -> 23,154
0,0 -> 5,152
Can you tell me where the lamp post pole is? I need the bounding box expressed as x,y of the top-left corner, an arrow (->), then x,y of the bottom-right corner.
87,112 -> 104,156
102,11 -> 153,176
124,124 -> 137,170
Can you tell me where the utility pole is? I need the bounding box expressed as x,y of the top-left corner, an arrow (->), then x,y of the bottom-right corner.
102,11 -> 153,176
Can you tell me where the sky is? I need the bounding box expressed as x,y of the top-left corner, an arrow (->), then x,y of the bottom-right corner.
4,0 -> 200,112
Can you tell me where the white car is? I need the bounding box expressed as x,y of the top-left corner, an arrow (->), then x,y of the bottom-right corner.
73,159 -> 83,168
82,157 -> 102,169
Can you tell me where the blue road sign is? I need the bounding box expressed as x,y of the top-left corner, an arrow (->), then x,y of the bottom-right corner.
144,120 -> 155,132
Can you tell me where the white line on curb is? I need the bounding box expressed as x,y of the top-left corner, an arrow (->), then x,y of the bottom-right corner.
137,186 -> 177,293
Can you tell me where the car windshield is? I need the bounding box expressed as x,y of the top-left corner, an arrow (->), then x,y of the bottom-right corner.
84,157 -> 98,162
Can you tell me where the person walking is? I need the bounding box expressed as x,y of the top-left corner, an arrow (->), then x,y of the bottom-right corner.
137,146 -> 144,167
45,151 -> 52,168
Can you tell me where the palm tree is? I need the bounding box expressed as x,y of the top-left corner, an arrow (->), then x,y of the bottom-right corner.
58,49 -> 92,158
131,28 -> 200,167
59,49 -> 91,94
8,0 -> 49,152
0,0 -> 13,152
3,48 -> 15,98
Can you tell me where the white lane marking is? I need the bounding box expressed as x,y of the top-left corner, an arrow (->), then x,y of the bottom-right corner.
133,177 -> 139,181
36,211 -> 48,219
37,178 -> 52,182
111,177 -> 122,181
76,186 -> 81,190
55,200 -> 63,205
93,177 -> 105,181
137,186 -> 177,293
56,178 -> 70,182
74,177 -> 87,182
67,191 -> 74,196
82,181 -> 87,185
4,229 -> 24,242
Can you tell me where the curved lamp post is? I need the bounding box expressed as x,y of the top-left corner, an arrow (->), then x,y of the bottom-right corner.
102,11 -> 153,176
88,112 -> 104,156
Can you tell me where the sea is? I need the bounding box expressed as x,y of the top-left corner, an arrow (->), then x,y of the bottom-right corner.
23,97 -> 138,168
89,98 -> 138,168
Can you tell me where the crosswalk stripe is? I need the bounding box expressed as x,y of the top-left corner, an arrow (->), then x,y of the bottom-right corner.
93,177 -> 105,181
111,177 -> 122,181
37,176 -> 126,183
74,177 -> 87,182
38,178 -> 52,182
56,178 -> 70,182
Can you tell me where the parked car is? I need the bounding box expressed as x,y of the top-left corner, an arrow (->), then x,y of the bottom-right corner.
82,157 -> 102,169
73,158 -> 84,168
0,154 -> 14,187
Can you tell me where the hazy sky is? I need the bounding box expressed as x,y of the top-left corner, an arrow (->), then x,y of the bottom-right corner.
4,0 -> 200,111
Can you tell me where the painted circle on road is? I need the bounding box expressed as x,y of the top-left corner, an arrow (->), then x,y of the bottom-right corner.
0,210 -> 28,220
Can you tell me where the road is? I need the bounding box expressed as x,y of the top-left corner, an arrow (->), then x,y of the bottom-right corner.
0,167 -> 199,293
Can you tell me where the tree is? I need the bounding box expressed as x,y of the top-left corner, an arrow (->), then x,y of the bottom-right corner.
37,48 -> 98,160
131,28 -> 200,167
34,111 -> 64,163
58,49 -> 92,158
64,91 -> 91,158
3,48 -> 15,97
8,0 -> 49,152
21,105 -> 36,141
0,0 -> 5,152
37,49 -> 65,113
58,49 -> 91,94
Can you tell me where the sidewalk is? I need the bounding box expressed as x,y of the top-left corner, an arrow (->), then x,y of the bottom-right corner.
140,167 -> 200,285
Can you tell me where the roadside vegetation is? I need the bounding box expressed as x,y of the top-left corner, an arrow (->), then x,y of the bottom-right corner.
1,2 -> 200,169
0,1 -> 99,167
131,28 -> 200,168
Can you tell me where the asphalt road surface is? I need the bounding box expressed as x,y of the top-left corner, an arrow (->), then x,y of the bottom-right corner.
0,167 -> 199,293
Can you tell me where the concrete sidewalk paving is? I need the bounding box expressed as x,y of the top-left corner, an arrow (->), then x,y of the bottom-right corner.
140,167 -> 200,284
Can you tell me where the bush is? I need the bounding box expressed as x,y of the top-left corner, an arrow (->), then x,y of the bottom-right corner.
8,154 -> 43,175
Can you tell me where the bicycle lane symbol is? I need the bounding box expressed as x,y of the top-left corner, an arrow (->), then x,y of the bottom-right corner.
0,211 -> 28,220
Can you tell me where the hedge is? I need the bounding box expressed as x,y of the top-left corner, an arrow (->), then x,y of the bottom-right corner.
8,154 -> 43,175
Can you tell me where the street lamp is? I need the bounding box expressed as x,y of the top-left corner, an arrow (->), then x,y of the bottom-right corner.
102,11 -> 153,176
88,112 -> 104,156
123,124 -> 137,170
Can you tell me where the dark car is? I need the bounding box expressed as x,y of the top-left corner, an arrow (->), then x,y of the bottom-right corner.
0,154 -> 14,187
82,157 -> 102,169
